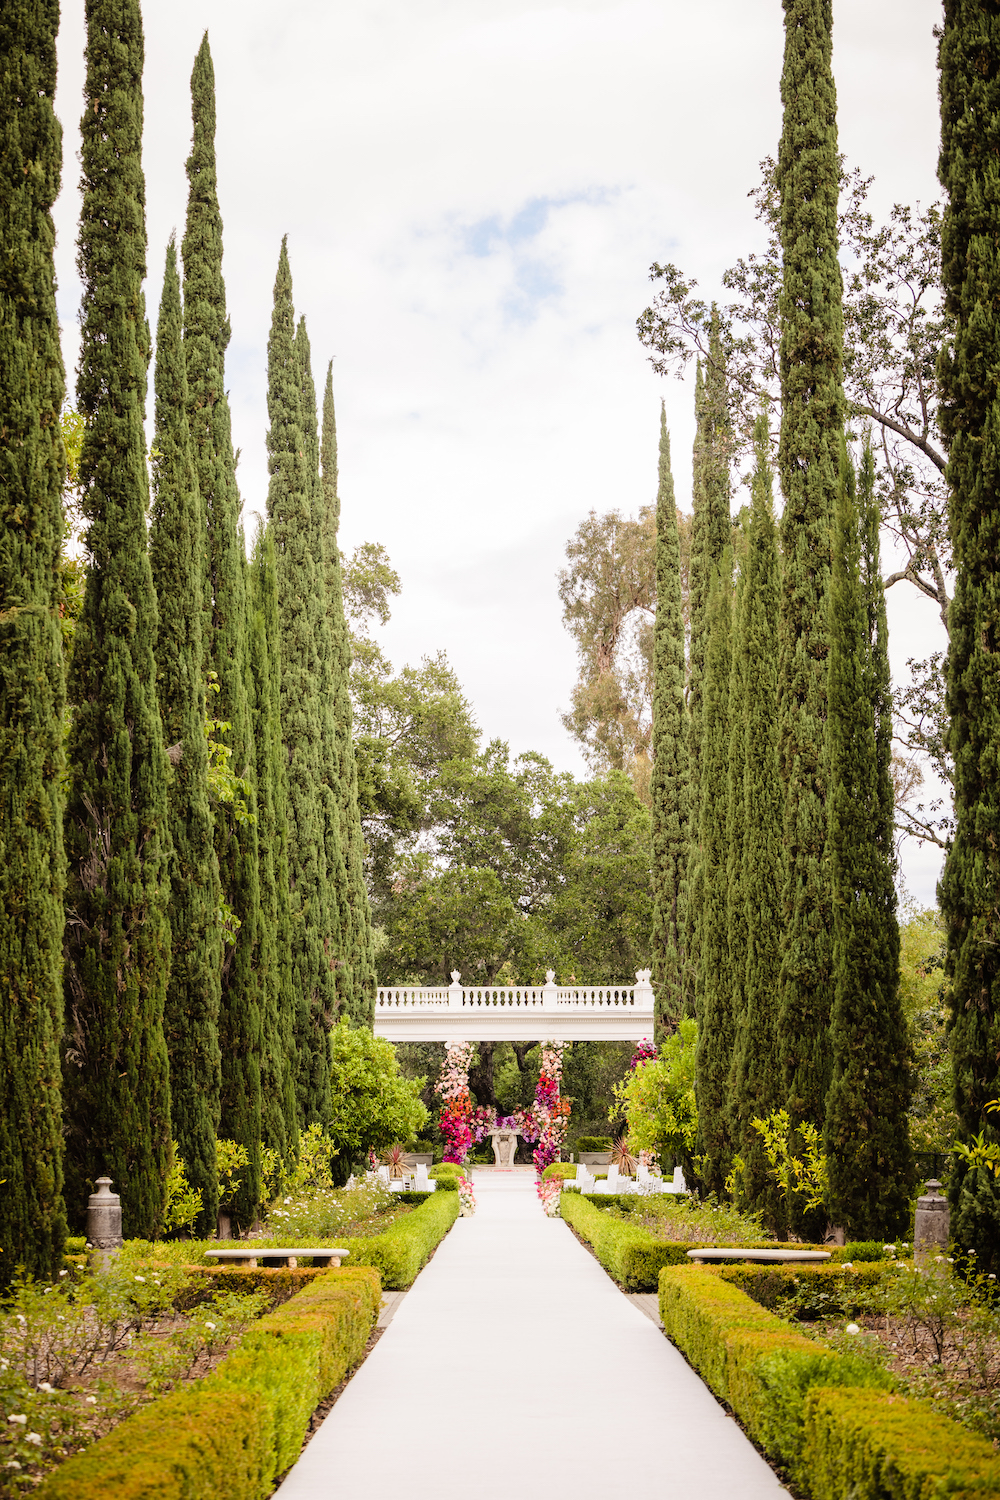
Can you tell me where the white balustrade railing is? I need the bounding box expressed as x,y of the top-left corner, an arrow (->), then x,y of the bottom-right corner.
373,969 -> 654,1040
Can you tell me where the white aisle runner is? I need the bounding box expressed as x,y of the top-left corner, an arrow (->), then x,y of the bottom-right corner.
273,1168 -> 787,1500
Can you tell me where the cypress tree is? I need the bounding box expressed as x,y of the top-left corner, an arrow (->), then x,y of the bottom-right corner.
724,537 -> 749,1151
0,0 -> 68,1281
182,34 -> 262,1222
62,0 -> 172,1237
775,0 -> 843,1201
149,239 -> 222,1234
320,365 -> 377,1023
694,552 -> 734,1195
650,404 -> 690,1038
249,526 -> 298,1165
685,314 -> 731,1013
729,413 -> 786,1232
936,0 -> 1000,1270
295,321 -> 352,1025
267,241 -> 338,1123
824,437 -> 912,1238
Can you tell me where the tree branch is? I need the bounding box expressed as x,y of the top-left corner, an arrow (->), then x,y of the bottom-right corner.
854,404 -> 947,474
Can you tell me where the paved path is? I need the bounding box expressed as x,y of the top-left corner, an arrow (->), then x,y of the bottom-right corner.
274,1168 -> 788,1500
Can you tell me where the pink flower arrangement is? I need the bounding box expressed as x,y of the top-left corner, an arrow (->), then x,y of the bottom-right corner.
536,1177 -> 562,1217
434,1038 -> 572,1169
532,1042 -> 570,1174
630,1038 -> 657,1071
435,1041 -> 475,1163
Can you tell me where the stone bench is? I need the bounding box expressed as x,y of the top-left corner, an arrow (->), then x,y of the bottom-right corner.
685,1247 -> 831,1265
204,1247 -> 350,1269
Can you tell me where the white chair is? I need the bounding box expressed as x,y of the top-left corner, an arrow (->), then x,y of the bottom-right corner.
636,1165 -> 650,1184
606,1163 -> 620,1188
376,1165 -> 391,1186
415,1164 -> 430,1190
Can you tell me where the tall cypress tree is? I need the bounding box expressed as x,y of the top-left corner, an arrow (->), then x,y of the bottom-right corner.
936,0 -> 1000,1270
182,34 -> 262,1222
267,241 -> 338,1123
295,321 -> 352,1024
685,315 -> 731,1012
724,537 -> 749,1153
694,553 -> 734,1195
775,0 -> 843,1196
249,526 -> 298,1165
62,0 -> 172,1237
824,437 -> 911,1238
0,0 -> 68,1281
321,365 -> 377,1023
729,413 -> 786,1232
650,404 -> 690,1038
149,239 -> 222,1234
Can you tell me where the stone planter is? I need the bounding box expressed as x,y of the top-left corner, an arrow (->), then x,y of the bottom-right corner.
403,1153 -> 433,1168
578,1152 -> 612,1167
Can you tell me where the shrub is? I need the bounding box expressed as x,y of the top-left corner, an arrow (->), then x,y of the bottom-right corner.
840,1241 -> 888,1263
35,1269 -> 380,1500
340,1190 -> 459,1289
574,1136 -> 612,1154
560,1193 -> 690,1290
542,1163 -> 577,1181
428,1164 -> 463,1191
717,1262 -> 888,1319
804,1386 -> 1000,1500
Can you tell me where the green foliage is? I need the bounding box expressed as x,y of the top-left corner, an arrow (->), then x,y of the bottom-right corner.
327,1023 -> 428,1175
936,0 -> 1000,1275
899,904 -> 956,1155
162,1144 -> 203,1235
283,1123 -> 338,1194
62,0 -> 172,1240
149,237 -> 223,1236
825,438 -> 912,1238
612,1018 -> 697,1168
266,241 -> 338,1124
34,1269 -> 380,1500
658,1266 -> 891,1485
264,1174 -> 392,1240
427,1164 -> 464,1191
183,34 -> 263,1226
751,1109 -> 829,1215
716,1260 -> 888,1318
0,0 -> 68,1283
338,1190 -> 459,1288
559,1193 -> 687,1291
775,0 -> 843,1236
728,414 -> 785,1231
216,1139 -> 251,1214
574,1136 -> 614,1154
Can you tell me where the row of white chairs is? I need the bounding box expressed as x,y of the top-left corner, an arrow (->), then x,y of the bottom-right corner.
570,1162 -> 687,1195
375,1163 -> 437,1192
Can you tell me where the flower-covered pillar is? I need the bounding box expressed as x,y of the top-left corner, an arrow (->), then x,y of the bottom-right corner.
532,1041 -> 571,1173
435,1040 -> 475,1164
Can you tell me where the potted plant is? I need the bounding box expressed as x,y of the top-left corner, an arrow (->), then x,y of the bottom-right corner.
574,1135 -> 613,1167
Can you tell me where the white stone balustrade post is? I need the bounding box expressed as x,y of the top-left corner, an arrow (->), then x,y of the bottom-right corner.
448,970 -> 464,1011
634,969 -> 653,1013
542,968 -> 558,1006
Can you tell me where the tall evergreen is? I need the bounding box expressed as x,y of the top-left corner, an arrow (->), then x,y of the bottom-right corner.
0,0 -> 68,1281
295,321 -> 353,1024
684,315 -> 731,1012
775,0 -> 843,1191
267,241 -> 338,1123
824,438 -> 911,1238
182,34 -> 262,1222
936,0 -> 1000,1270
724,541 -> 749,1149
321,365 -> 377,1023
694,553 -> 734,1195
62,0 -> 172,1237
149,239 -> 222,1234
729,414 -> 786,1232
249,527 -> 298,1164
650,404 -> 690,1038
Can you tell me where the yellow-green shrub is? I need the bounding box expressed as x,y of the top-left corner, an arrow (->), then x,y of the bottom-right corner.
35,1268 -> 380,1499
542,1163 -> 577,1181
716,1260 -> 887,1316
804,1386 -> 1000,1500
342,1189 -> 459,1288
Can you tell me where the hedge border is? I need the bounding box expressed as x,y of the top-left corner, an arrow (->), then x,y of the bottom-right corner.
36,1267 -> 380,1499
658,1265 -> 1000,1498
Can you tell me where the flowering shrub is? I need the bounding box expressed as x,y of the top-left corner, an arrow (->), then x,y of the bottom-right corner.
536,1178 -> 562,1217
458,1177 -> 476,1215
630,1038 -> 657,1071
435,1039 -> 571,1170
532,1043 -> 571,1173
263,1176 -> 393,1241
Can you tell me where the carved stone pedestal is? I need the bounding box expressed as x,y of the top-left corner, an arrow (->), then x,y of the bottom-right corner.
491,1130 -> 518,1168
87,1177 -> 122,1274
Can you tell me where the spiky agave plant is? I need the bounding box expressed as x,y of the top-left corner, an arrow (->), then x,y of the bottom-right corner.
610,1135 -> 637,1177
381,1143 -> 408,1180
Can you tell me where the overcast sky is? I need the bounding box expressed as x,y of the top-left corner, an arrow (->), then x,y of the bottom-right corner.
51,0 -> 946,904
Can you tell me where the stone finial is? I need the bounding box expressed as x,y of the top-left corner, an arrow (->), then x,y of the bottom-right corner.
914,1178 -> 949,1262
448,970 -> 464,1009
87,1176 -> 123,1273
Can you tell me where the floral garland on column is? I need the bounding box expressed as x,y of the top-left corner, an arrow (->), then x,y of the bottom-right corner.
532,1041 -> 571,1173
435,1041 -> 475,1164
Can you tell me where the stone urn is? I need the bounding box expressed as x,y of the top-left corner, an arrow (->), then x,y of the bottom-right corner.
86,1177 -> 123,1273
491,1129 -> 518,1168
914,1179 -> 950,1261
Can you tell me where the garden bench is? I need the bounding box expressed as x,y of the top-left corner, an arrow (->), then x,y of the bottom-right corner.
203,1246 -> 350,1269
685,1247 -> 831,1264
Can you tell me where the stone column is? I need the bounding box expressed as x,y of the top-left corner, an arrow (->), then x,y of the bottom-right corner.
914,1179 -> 950,1261
86,1177 -> 123,1273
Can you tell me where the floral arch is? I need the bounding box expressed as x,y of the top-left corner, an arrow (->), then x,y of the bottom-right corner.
434,1040 -> 571,1172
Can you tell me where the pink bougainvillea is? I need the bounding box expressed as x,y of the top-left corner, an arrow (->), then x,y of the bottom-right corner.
435,1041 -> 475,1163
630,1038 -> 657,1071
434,1039 -> 571,1171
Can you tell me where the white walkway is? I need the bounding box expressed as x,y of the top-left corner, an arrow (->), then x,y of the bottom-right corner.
274,1169 -> 788,1500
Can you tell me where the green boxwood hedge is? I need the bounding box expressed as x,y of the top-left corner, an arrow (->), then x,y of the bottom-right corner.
341,1187 -> 459,1288
716,1261 -> 887,1317
542,1163 -> 577,1181
659,1266 -> 1000,1497
36,1267 -> 381,1499
428,1163 -> 463,1190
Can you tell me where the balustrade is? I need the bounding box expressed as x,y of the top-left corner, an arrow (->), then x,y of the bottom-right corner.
372,968 -> 654,1041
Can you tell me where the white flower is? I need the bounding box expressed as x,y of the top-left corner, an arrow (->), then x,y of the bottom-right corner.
842,1262 -> 854,1269
0,1359 -> 7,1370
204,1321 -> 216,1330
845,1323 -> 861,1336
883,1244 -> 896,1253
4,1460 -> 21,1469
7,1415 -> 26,1425
85,1396 -> 97,1406
59,1270 -> 68,1277
15,1315 -> 25,1325
37,1382 -> 54,1394
934,1255 -> 944,1263
133,1275 -> 145,1283
25,1433 -> 42,1446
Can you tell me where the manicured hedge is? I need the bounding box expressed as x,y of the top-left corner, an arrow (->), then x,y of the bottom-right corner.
658,1266 -> 1000,1497
179,1264 -> 330,1308
36,1267 -> 380,1499
542,1163 -> 577,1181
428,1163 -> 463,1190
716,1261 -> 887,1317
803,1386 -> 1000,1500
341,1186 -> 459,1288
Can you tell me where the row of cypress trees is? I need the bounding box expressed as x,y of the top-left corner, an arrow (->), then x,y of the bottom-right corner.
0,2 -> 375,1275
650,0 -> 912,1240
